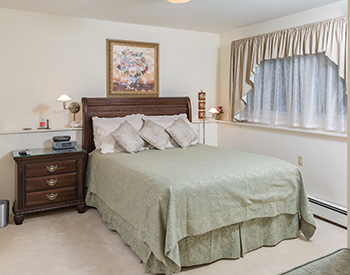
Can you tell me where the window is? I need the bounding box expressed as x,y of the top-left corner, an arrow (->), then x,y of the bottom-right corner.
230,16 -> 347,134
235,53 -> 347,133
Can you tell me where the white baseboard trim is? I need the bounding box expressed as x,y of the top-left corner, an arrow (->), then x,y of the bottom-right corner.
308,196 -> 347,228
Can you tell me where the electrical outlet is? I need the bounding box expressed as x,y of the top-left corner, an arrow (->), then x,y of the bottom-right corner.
298,155 -> 304,166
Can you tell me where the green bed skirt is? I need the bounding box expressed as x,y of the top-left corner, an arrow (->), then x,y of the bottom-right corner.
86,192 -> 300,275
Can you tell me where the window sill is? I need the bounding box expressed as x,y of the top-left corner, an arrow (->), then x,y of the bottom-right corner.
192,119 -> 218,124
217,121 -> 347,139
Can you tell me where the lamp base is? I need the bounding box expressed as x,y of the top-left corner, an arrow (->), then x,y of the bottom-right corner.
70,121 -> 83,128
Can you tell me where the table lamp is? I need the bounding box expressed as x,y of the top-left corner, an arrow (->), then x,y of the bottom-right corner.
208,107 -> 219,119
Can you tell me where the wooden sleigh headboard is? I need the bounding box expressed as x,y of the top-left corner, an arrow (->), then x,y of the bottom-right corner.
81,97 -> 192,153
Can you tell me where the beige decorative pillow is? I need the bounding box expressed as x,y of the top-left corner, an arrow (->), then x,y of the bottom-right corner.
110,121 -> 144,154
138,119 -> 170,150
166,118 -> 198,148
140,114 -> 189,148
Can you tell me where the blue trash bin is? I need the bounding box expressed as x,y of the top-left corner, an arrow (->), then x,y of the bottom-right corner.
0,200 -> 9,228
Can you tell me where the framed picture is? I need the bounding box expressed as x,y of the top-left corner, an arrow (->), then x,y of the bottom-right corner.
198,102 -> 206,110
198,91 -> 206,100
198,111 -> 206,119
106,39 -> 159,97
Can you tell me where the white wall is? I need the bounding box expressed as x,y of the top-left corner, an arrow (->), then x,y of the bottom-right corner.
218,124 -> 347,207
217,1 -> 347,218
0,8 -> 219,130
0,8 -> 219,206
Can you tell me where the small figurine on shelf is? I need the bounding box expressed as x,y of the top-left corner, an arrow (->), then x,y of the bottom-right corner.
38,118 -> 46,129
215,106 -> 223,120
38,118 -> 50,129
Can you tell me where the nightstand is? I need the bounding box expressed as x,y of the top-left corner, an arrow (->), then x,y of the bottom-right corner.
12,147 -> 87,225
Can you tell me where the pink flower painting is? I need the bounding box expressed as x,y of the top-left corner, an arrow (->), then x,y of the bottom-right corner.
107,40 -> 159,97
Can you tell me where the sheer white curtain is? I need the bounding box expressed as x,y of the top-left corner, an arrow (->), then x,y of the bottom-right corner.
235,53 -> 347,133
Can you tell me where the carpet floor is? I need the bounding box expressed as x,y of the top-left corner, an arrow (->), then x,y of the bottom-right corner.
280,248 -> 350,275
0,208 -> 346,275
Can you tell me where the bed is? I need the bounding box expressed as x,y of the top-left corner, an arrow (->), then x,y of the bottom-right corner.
82,96 -> 316,275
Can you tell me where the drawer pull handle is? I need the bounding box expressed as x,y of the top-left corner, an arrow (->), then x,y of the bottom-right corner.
46,165 -> 57,173
46,193 -> 58,201
46,179 -> 57,187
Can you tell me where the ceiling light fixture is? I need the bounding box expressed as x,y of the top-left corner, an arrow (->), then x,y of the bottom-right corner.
167,0 -> 191,4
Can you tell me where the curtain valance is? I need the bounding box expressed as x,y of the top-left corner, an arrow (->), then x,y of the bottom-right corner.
230,16 -> 347,119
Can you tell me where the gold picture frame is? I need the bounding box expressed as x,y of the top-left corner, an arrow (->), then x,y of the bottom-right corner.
106,39 -> 159,97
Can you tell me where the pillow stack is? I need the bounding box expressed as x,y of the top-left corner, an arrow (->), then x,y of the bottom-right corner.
92,114 -> 198,154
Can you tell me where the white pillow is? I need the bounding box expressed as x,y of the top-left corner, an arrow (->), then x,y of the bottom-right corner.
138,119 -> 170,150
93,116 -> 122,149
140,114 -> 198,147
166,118 -> 198,148
100,135 -> 124,154
110,121 -> 144,154
92,114 -> 144,152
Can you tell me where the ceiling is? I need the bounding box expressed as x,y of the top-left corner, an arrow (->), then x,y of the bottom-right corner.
0,0 -> 344,33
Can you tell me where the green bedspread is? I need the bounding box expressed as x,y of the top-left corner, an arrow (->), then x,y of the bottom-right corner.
85,144 -> 316,274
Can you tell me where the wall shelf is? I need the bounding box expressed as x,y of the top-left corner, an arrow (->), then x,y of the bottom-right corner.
0,128 -> 82,136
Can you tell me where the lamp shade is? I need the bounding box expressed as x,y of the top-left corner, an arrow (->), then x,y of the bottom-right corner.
57,94 -> 72,102
208,108 -> 220,114
167,0 -> 191,3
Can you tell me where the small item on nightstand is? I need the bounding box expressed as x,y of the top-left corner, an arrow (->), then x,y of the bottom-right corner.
52,140 -> 77,150
52,136 -> 77,150
18,149 -> 31,156
46,119 -> 50,129
53,136 -> 71,142
22,128 -> 32,130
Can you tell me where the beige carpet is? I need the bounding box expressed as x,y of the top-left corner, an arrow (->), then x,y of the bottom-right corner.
280,248 -> 350,274
0,208 -> 346,275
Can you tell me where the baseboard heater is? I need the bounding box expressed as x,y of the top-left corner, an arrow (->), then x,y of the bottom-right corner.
308,196 -> 347,229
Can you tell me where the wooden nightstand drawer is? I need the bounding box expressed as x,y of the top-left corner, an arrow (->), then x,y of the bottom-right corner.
25,159 -> 76,177
25,173 -> 77,192
25,186 -> 77,208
